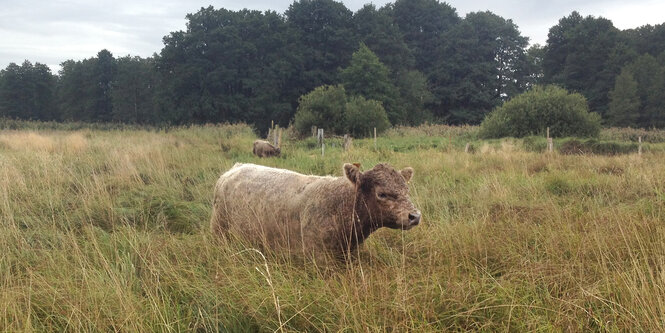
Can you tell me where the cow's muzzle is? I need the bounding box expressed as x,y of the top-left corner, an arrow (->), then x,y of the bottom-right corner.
408,210 -> 421,227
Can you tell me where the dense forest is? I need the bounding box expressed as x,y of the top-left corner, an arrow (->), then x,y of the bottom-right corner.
1,0 -> 664,132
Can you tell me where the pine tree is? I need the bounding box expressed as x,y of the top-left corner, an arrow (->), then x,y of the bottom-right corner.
340,43 -> 400,124
607,68 -> 640,127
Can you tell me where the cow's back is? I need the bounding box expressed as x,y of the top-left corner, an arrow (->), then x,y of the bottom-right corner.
210,163 -> 347,250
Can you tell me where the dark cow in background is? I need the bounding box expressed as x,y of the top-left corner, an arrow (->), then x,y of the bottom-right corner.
210,163 -> 421,257
253,140 -> 280,157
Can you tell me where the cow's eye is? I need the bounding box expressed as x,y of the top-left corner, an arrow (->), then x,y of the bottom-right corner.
377,192 -> 388,199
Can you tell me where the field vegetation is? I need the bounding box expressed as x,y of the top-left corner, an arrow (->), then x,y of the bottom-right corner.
2,123 -> 665,331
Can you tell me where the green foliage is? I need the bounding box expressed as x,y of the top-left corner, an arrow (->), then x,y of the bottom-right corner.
353,4 -> 414,73
526,44 -> 545,86
157,7 -> 300,130
286,0 -> 357,89
293,85 -> 348,135
479,85 -> 601,138
93,49 -> 116,122
111,56 -> 158,124
431,11 -> 530,123
293,85 -> 390,138
543,12 -> 621,115
623,23 -> 665,58
0,61 -> 58,120
345,96 -> 390,137
4,2 -> 665,131
341,43 -> 401,124
393,70 -> 433,125
390,0 -> 460,71
623,54 -> 665,128
57,50 -> 118,123
607,68 -> 640,127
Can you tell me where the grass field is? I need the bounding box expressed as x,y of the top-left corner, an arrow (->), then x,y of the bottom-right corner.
2,123 -> 665,331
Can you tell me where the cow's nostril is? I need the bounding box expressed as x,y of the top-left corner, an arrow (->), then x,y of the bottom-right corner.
408,212 -> 421,224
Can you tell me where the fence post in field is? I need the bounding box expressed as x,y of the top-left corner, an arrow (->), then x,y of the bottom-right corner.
343,134 -> 352,152
267,128 -> 272,141
639,136 -> 642,155
374,127 -> 377,149
465,142 -> 470,153
317,128 -> 324,146
312,126 -> 317,138
278,128 -> 283,148
273,126 -> 279,147
547,127 -> 553,153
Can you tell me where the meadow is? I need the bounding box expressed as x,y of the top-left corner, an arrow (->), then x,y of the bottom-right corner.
2,123 -> 665,331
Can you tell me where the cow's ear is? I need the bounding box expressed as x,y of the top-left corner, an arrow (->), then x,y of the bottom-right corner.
344,163 -> 361,184
400,167 -> 414,183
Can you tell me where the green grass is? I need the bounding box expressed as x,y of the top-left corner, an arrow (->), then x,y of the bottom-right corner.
2,123 -> 665,331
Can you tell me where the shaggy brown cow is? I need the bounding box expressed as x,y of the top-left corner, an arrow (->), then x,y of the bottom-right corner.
253,140 -> 280,157
210,163 -> 421,256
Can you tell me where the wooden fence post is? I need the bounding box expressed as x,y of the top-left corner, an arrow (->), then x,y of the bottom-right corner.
465,142 -> 470,153
374,127 -> 377,149
312,126 -> 317,138
273,126 -> 279,147
317,128 -> 324,146
548,138 -> 553,153
639,136 -> 642,155
343,134 -> 352,151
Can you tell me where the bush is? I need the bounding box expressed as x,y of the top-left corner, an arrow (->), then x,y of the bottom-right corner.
293,85 -> 391,138
293,85 -> 347,135
345,96 -> 390,137
479,85 -> 601,139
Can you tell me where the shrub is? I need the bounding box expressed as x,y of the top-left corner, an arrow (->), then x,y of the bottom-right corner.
293,85 -> 391,137
345,96 -> 390,137
293,85 -> 347,135
479,85 -> 601,138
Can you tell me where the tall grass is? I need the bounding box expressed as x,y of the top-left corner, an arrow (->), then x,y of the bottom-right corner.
2,123 -> 665,331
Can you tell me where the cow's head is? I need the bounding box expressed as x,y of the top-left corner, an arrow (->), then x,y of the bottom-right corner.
344,163 -> 421,230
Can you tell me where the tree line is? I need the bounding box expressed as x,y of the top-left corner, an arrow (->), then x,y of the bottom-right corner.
1,0 -> 664,132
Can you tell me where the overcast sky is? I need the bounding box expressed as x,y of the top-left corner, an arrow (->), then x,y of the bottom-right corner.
1,0 -> 664,73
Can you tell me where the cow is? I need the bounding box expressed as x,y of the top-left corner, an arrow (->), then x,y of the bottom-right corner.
253,140 -> 281,158
210,163 -> 421,257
